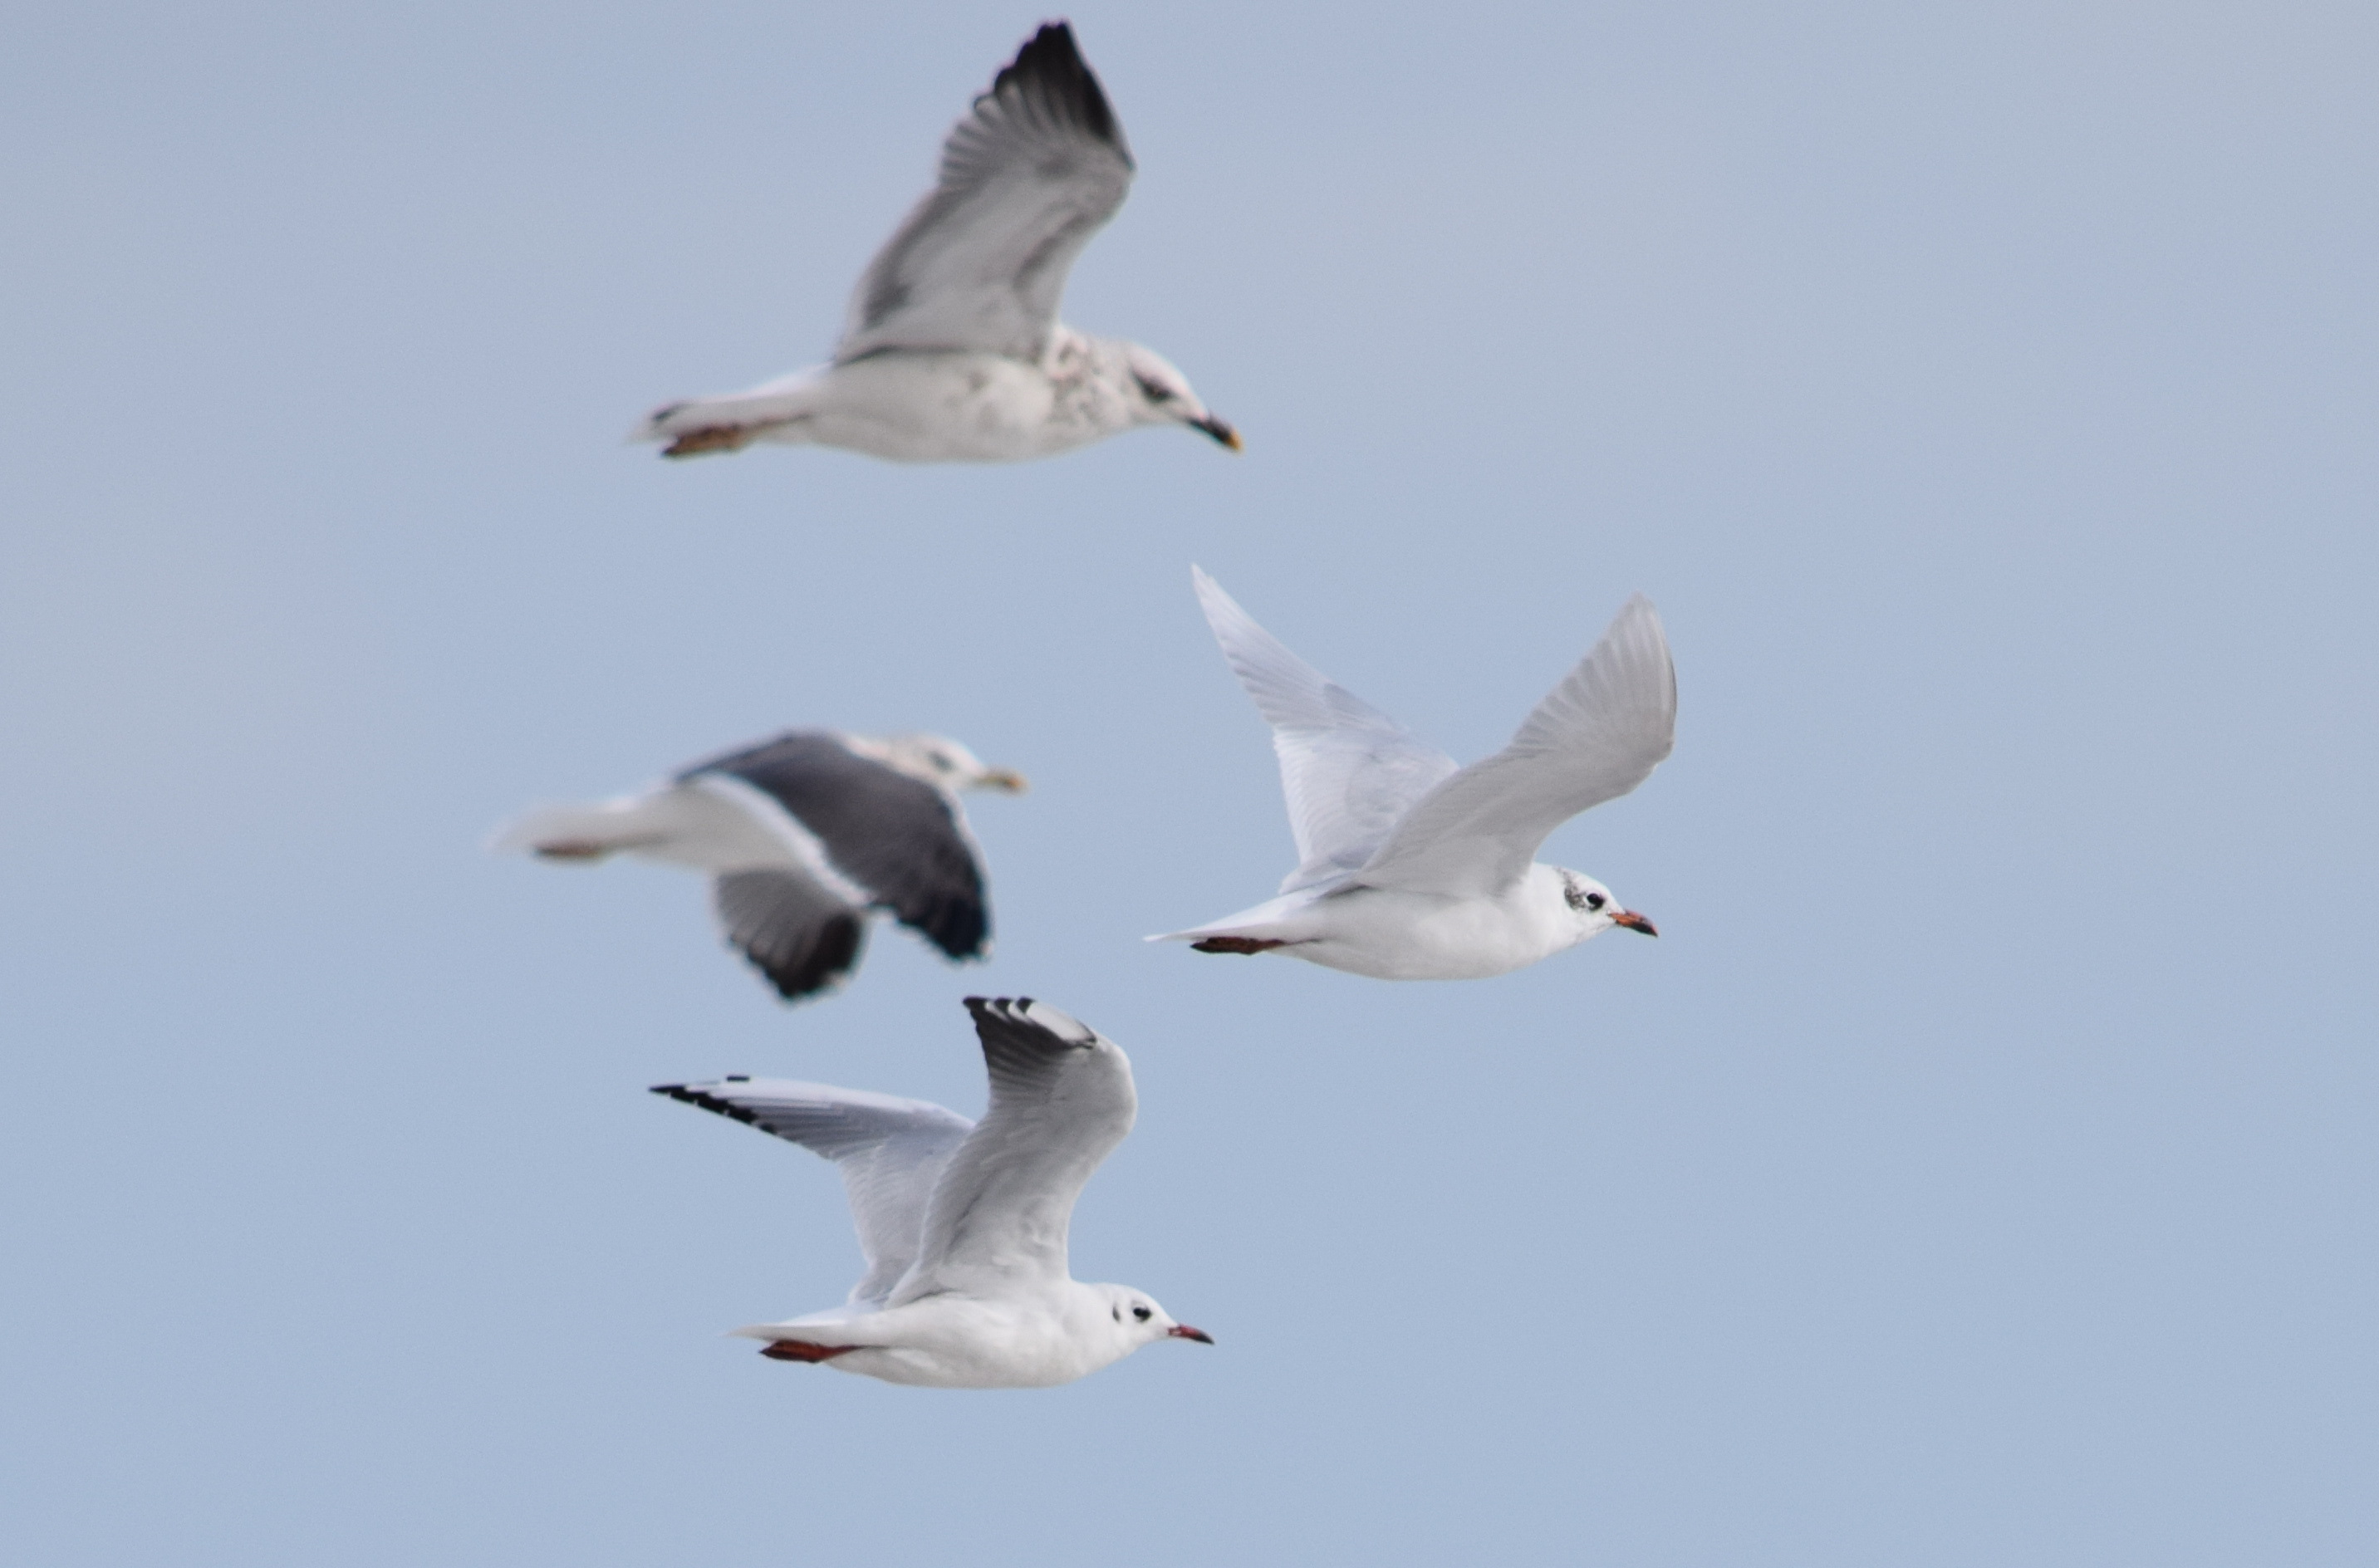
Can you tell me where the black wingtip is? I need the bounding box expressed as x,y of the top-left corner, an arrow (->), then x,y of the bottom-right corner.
651,1082 -> 763,1128
992,19 -> 1125,154
915,898 -> 991,963
735,909 -> 866,1005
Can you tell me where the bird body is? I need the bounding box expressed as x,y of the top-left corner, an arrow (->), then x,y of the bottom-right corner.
648,332 -> 1218,465
655,998 -> 1210,1390
1156,569 -> 1674,981
745,1283 -> 1180,1389
1165,862 -> 1605,981
638,24 -> 1236,465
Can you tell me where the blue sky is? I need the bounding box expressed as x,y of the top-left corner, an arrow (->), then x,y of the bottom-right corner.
2,2 -> 2374,1563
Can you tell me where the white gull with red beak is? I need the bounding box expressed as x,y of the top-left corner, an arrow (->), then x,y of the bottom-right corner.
653,997 -> 1212,1389
1154,568 -> 1675,980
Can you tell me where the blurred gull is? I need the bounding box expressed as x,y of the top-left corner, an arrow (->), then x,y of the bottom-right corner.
636,22 -> 1239,464
495,729 -> 1023,1002
1155,568 -> 1675,979
654,997 -> 1213,1389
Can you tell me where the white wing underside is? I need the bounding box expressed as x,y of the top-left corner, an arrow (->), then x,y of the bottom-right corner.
655,1080 -> 974,1309
1354,595 -> 1676,899
835,30 -> 1134,365
1191,567 -> 1460,894
891,999 -> 1136,1304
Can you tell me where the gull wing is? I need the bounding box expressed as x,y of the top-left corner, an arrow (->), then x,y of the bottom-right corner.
688,733 -> 991,961
1194,567 -> 1460,894
1354,595 -> 1675,899
890,998 -> 1136,1303
835,23 -> 1135,365
651,1078 -> 974,1308
709,869 -> 867,1002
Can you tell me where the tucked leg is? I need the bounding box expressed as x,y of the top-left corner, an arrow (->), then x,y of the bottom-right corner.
758,1340 -> 859,1363
1190,935 -> 1295,955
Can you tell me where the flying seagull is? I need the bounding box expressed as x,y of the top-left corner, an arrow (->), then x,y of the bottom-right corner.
635,22 -> 1238,464
1154,568 -> 1675,979
654,997 -> 1212,1389
495,730 -> 1023,1002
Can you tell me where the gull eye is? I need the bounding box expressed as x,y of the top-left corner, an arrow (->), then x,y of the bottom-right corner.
1585,892 -> 1607,910
1133,375 -> 1172,404
1132,1305 -> 1152,1321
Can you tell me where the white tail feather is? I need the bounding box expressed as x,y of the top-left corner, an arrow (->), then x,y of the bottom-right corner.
488,799 -> 651,857
631,370 -> 827,444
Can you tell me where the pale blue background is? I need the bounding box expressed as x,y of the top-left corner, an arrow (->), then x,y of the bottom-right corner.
3,2 -> 2374,1563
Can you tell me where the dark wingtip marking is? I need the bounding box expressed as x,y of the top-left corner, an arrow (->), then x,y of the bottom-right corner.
990,20 -> 1126,157
738,909 -> 866,1004
651,1083 -> 763,1129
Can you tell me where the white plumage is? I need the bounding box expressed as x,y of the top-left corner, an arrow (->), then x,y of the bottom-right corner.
635,23 -> 1238,465
655,997 -> 1212,1389
1155,568 -> 1676,980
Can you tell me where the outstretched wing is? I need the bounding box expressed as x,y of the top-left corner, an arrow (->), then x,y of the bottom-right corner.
1194,567 -> 1460,893
836,23 -> 1135,364
688,733 -> 991,961
652,1078 -> 974,1308
1355,595 -> 1676,899
891,998 -> 1136,1303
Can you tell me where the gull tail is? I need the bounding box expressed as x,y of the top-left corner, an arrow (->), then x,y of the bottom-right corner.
631,370 -> 827,458
1145,889 -> 1323,945
488,798 -> 663,861
728,1324 -> 870,1364
729,1312 -> 892,1348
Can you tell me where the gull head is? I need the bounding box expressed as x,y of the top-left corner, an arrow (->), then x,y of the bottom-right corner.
859,733 -> 1028,794
1554,868 -> 1657,943
1121,344 -> 1239,450
1096,1284 -> 1214,1354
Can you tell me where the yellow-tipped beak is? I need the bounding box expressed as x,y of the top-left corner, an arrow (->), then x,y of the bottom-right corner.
978,769 -> 1029,794
1193,414 -> 1243,451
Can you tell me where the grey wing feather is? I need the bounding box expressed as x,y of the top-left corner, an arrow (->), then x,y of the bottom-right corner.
1356,595 -> 1676,899
651,1078 -> 974,1307
711,869 -> 868,1002
890,997 -> 1136,1303
836,22 -> 1134,364
1193,567 -> 1460,893
689,732 -> 989,961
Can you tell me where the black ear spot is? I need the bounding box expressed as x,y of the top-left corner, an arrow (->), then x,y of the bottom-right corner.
1111,1305 -> 1122,1322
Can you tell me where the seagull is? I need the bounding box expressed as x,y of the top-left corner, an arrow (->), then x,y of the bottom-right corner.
653,997 -> 1212,1389
494,730 -> 1023,1002
635,22 -> 1239,465
1154,568 -> 1675,980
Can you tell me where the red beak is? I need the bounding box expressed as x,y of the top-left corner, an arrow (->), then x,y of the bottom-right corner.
1166,1325 -> 1214,1344
1608,909 -> 1658,937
